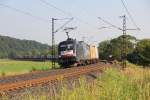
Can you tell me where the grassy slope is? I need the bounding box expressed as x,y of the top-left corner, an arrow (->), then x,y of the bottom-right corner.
57,67 -> 150,100
0,59 -> 52,76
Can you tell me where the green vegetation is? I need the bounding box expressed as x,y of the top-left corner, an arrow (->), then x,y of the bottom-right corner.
1,65 -> 149,100
56,67 -> 150,100
128,39 -> 150,66
0,35 -> 50,58
98,35 -> 150,66
0,59 -> 52,76
98,35 -> 136,60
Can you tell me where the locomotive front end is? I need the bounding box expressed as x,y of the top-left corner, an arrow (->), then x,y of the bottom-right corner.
58,38 -> 76,66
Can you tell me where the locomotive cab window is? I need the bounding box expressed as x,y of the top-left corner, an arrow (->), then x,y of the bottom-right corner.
60,44 -> 73,51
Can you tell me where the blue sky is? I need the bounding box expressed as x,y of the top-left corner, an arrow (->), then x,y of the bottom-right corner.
0,0 -> 150,45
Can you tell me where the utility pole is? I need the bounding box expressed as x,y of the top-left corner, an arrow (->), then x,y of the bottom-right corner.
51,18 -> 73,69
51,18 -> 56,69
120,15 -> 127,68
98,15 -> 140,69
120,15 -> 139,68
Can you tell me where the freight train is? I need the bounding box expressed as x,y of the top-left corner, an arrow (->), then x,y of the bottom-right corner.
58,38 -> 99,67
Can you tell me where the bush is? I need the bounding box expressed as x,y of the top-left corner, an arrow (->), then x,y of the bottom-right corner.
31,67 -> 37,72
1,72 -> 6,76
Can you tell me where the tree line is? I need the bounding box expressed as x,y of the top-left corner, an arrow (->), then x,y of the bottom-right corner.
98,35 -> 150,66
0,35 -> 51,58
0,35 -> 149,66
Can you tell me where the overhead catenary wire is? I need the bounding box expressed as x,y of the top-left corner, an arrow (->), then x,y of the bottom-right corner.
120,0 -> 140,30
0,3 -> 49,23
39,0 -> 97,29
39,0 -> 72,16
54,18 -> 74,33
98,26 -> 114,30
98,17 -> 123,30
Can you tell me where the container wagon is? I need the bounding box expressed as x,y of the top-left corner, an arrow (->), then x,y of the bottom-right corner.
89,45 -> 99,63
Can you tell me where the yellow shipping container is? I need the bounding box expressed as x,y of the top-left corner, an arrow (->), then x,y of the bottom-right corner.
89,45 -> 98,59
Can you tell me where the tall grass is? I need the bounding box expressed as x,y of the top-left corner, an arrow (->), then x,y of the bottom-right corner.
56,67 -> 150,100
1,65 -> 150,100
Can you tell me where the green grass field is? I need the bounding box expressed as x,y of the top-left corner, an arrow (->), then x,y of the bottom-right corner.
0,59 -> 54,76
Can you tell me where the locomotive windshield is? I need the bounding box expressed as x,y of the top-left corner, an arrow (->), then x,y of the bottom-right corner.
60,44 -> 73,51
58,40 -> 75,51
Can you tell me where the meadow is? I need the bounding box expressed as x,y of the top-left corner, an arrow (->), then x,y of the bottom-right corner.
0,59 -> 53,76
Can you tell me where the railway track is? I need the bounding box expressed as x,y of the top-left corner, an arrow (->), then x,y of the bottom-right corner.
0,62 -> 111,92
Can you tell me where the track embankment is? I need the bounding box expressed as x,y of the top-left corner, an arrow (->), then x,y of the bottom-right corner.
0,62 -> 112,92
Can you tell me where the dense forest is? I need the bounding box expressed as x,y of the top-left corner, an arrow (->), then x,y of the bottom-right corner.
98,35 -> 150,66
0,35 -> 50,58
